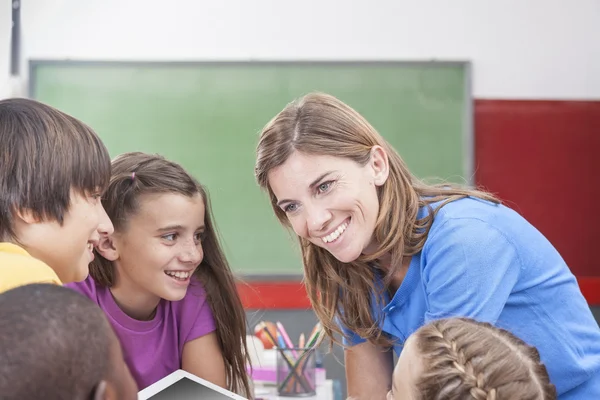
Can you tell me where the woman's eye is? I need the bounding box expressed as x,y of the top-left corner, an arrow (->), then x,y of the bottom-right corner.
284,203 -> 298,213
317,181 -> 332,193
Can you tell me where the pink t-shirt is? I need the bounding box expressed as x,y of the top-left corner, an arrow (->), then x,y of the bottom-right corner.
66,276 -> 216,390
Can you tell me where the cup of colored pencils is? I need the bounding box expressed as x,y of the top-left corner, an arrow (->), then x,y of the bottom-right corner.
256,321 -> 322,397
276,346 -> 317,397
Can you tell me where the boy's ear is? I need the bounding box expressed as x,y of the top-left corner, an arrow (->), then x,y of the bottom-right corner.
93,380 -> 120,400
14,208 -> 41,224
95,235 -> 119,261
93,381 -> 107,400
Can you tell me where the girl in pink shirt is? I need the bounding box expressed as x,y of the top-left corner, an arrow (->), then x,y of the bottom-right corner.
67,152 -> 251,396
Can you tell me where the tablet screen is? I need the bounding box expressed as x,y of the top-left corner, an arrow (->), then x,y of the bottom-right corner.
147,377 -> 238,399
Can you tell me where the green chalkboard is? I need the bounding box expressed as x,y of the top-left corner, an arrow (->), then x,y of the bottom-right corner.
30,61 -> 472,276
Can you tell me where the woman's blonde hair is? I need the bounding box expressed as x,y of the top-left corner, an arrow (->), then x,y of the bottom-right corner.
255,92 -> 498,347
412,318 -> 556,400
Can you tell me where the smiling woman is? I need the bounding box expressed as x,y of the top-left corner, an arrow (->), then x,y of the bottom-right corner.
65,152 -> 252,398
255,92 -> 600,399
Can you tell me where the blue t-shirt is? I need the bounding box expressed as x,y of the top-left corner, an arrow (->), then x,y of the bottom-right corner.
340,197 -> 600,399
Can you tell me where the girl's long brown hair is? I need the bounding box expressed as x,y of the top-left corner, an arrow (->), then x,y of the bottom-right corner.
90,152 -> 251,397
413,318 -> 556,400
255,92 -> 499,348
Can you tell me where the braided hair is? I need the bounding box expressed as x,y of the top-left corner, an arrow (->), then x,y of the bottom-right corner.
413,318 -> 556,400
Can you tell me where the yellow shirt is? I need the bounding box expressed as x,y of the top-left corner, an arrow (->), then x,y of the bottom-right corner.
0,243 -> 62,293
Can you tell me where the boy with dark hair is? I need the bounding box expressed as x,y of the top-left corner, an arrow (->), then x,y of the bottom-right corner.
0,283 -> 138,399
0,98 -> 114,291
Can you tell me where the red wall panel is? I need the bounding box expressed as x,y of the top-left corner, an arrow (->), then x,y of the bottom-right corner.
474,100 -> 600,277
237,281 -> 312,309
236,278 -> 599,310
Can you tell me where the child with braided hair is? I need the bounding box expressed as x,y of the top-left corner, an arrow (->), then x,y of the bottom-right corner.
387,317 -> 557,400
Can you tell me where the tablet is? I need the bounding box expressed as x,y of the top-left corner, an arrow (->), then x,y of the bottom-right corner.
138,369 -> 248,400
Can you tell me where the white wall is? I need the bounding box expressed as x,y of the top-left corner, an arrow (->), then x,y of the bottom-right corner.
2,0 -> 600,99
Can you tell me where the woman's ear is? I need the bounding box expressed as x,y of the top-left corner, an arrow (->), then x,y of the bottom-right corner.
95,235 -> 119,262
370,145 -> 390,186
